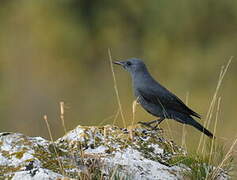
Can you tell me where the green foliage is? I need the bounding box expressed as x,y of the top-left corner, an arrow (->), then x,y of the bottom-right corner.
169,141 -> 234,179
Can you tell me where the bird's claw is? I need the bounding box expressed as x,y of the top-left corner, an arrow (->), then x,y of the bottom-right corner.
138,121 -> 151,127
138,121 -> 161,131
151,126 -> 162,131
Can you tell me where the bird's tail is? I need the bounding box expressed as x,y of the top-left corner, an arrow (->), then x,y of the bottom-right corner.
187,117 -> 214,138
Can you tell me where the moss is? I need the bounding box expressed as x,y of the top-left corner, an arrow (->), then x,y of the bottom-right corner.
48,143 -> 68,157
33,146 -> 61,172
123,127 -> 185,166
32,143 -> 81,178
0,165 -> 21,176
1,150 -> 10,157
11,151 -> 25,159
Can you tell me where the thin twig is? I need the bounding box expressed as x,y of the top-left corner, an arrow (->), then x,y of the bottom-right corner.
182,92 -> 189,149
210,97 -> 221,159
43,115 -> 64,175
201,57 -> 233,154
205,97 -> 221,180
197,56 -> 233,153
112,109 -> 120,125
60,101 -> 67,134
132,97 -> 139,127
108,48 -> 126,128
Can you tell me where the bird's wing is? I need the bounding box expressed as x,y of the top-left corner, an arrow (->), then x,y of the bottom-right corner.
137,86 -> 201,118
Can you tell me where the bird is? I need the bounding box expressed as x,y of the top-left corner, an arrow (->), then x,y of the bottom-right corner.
113,58 -> 214,138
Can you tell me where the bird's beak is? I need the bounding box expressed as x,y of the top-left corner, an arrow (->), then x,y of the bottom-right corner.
113,61 -> 124,66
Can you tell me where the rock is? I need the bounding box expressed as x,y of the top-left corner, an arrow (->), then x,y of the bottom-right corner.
0,125 -> 228,180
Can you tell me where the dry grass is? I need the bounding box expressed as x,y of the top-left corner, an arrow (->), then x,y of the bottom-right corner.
211,137 -> 237,179
193,57 -> 235,179
43,115 -> 65,175
208,97 -> 221,166
60,101 -> 67,134
181,92 -> 189,150
197,56 -> 233,154
108,48 -> 126,128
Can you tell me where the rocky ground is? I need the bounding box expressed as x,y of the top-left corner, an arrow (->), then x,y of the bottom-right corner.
0,125 -> 228,180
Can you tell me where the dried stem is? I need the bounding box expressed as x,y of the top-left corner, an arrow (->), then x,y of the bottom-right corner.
108,48 -> 126,128
43,115 -> 64,175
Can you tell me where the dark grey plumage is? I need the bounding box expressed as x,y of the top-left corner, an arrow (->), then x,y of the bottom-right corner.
113,58 -> 214,138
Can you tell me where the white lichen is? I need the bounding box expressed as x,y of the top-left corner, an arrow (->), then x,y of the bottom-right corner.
0,126 -> 229,180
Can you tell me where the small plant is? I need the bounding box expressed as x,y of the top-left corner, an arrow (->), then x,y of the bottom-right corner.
183,143 -> 233,179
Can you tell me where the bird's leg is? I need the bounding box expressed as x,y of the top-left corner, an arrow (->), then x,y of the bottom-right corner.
138,120 -> 156,129
138,118 -> 164,130
152,118 -> 165,130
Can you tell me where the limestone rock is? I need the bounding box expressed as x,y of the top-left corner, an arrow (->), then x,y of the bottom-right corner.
0,126 -> 228,180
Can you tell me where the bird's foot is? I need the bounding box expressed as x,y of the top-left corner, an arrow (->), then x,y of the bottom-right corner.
151,124 -> 162,131
138,121 -> 162,131
138,121 -> 153,128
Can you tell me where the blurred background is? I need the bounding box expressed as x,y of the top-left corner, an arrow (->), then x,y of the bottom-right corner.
0,0 -> 236,151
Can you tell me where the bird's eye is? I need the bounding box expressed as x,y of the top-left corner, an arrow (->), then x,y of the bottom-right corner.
127,61 -> 132,66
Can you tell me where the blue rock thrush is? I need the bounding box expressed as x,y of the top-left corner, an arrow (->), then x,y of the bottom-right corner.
113,58 -> 214,138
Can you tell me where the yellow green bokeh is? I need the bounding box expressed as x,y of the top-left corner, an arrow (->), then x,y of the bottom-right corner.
0,0 -> 236,151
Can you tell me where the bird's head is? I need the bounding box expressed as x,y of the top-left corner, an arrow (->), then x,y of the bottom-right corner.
113,58 -> 147,74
